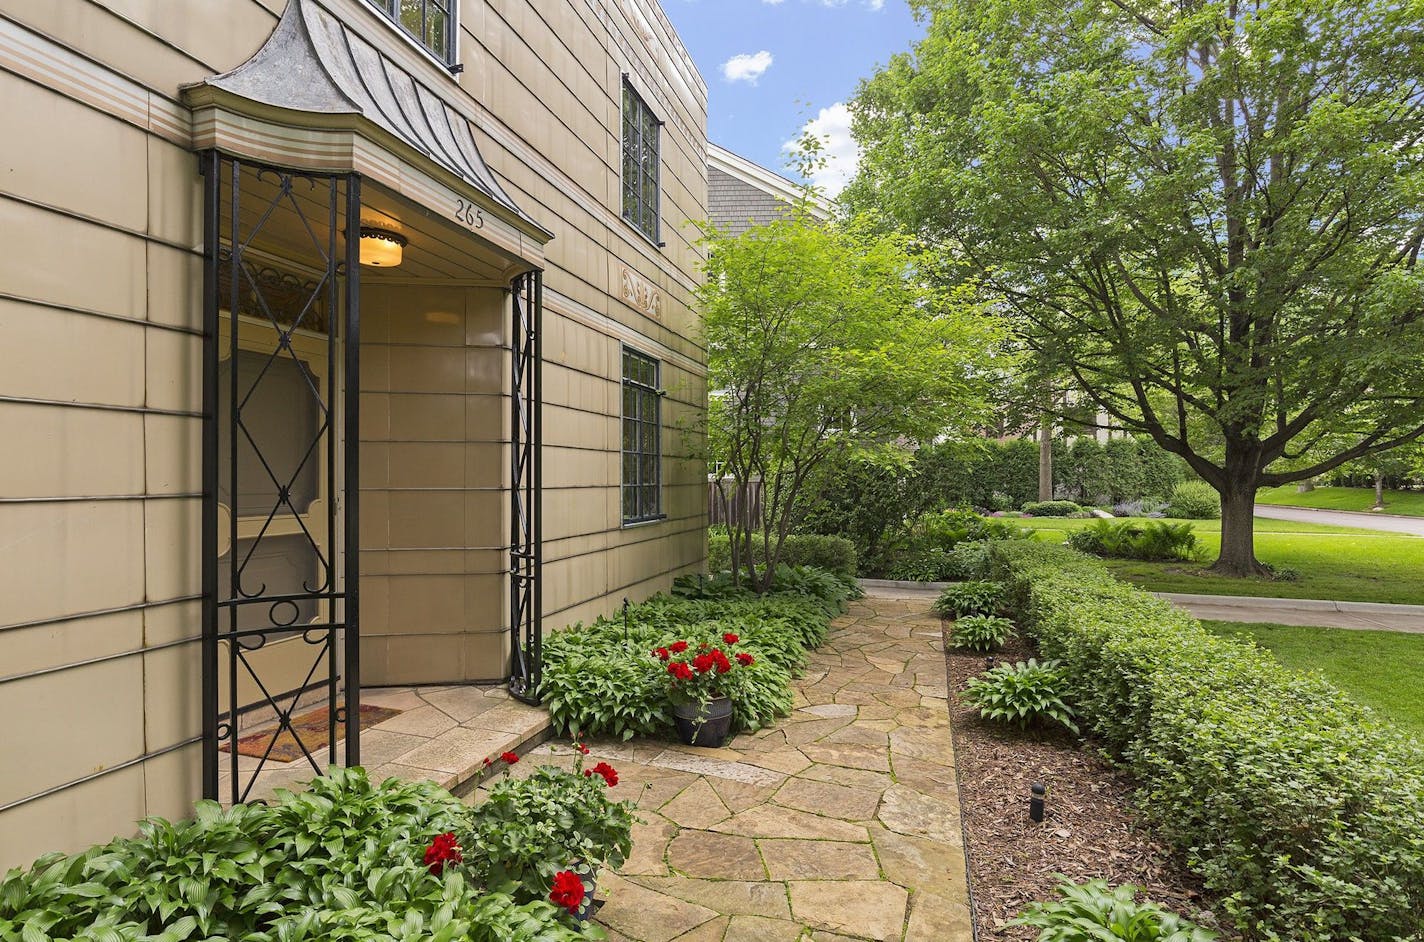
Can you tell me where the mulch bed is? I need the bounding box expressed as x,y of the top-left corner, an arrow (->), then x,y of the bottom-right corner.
944,631 -> 1229,939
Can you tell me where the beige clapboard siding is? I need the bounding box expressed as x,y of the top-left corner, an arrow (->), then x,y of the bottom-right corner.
0,0 -> 706,866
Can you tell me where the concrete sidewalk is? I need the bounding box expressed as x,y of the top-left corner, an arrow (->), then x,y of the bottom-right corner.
1157,592 -> 1424,633
1254,503 -> 1424,536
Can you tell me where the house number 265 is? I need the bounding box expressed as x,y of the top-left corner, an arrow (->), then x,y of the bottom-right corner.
454,198 -> 484,229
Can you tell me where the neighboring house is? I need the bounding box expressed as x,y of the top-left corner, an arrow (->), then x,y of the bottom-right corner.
707,143 -> 831,233
0,0 -> 708,866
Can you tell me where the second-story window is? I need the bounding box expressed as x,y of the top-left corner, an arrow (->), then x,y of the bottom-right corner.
369,0 -> 455,65
622,80 -> 661,243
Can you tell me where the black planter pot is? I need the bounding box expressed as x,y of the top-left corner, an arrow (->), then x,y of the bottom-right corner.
672,697 -> 734,747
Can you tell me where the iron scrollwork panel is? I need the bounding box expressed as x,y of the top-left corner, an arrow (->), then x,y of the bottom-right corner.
509,271 -> 543,701
200,152 -> 361,804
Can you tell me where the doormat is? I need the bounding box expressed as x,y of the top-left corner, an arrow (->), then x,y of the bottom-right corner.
235,704 -> 402,763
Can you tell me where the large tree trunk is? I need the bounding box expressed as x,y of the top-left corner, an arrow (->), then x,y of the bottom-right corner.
1038,417 -> 1053,501
1375,472 -> 1385,509
1297,478 -> 1315,493
1212,477 -> 1269,577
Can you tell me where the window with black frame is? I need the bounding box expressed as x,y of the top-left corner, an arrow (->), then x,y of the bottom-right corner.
621,80 -> 661,243
367,0 -> 455,64
622,348 -> 662,523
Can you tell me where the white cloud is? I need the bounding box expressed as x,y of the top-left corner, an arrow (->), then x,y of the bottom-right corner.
721,50 -> 774,84
783,102 -> 860,197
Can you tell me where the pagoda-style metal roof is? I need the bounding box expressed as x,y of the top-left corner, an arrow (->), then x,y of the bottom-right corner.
199,0 -> 534,228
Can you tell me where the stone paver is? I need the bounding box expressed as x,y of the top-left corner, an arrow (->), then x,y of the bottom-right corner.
577,596 -> 973,941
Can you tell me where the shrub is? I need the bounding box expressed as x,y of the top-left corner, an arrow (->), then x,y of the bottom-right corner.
949,614 -> 1016,652
706,530 -> 857,581
0,767 -> 595,942
988,541 -> 1424,940
1021,500 -> 1083,517
540,571 -> 846,739
1064,519 -> 1197,561
963,659 -> 1078,733
464,759 -> 634,903
945,540 -> 994,580
932,580 -> 1005,618
887,548 -> 956,582
1165,480 -> 1220,519
1011,877 -> 1217,941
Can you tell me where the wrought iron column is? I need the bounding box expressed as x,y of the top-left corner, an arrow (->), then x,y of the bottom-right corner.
199,153 -> 361,802
509,270 -> 543,701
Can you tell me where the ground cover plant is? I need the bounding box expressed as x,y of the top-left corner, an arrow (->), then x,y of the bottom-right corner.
1257,484 -> 1424,517
1016,516 -> 1424,605
964,659 -> 1078,734
537,565 -> 850,740
989,541 -> 1424,940
1065,520 -> 1199,562
0,765 -> 619,942
1203,620 -> 1424,740
1012,878 -> 1217,942
948,613 -> 1015,653
932,580 -> 1005,618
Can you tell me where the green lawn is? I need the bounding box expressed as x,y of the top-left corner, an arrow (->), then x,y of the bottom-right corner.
1257,484 -> 1424,517
1204,620 -> 1424,739
1014,517 -> 1424,605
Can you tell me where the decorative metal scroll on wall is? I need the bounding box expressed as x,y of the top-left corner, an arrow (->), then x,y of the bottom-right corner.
199,152 -> 361,804
509,271 -> 543,701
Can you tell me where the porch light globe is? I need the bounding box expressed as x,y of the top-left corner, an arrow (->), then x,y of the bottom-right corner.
359,226 -> 407,267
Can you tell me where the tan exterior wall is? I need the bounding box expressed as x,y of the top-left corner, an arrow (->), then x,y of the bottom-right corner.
0,0 -> 707,869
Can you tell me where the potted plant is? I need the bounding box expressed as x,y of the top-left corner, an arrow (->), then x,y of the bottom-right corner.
460,745 -> 633,922
654,634 -> 755,747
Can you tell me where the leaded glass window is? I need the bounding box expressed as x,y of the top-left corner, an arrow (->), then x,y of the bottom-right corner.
622,348 -> 662,522
621,80 -> 661,243
368,0 -> 455,64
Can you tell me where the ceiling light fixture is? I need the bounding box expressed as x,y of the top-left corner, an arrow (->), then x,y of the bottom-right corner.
358,226 -> 407,267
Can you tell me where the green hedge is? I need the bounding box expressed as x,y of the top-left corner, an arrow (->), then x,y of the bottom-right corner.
706,531 -> 857,581
988,542 -> 1424,940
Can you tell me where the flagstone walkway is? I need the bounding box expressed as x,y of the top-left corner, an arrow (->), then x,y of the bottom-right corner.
506,596 -> 972,942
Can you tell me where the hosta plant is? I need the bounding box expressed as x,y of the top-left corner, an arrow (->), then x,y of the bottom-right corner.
950,614 -> 1016,653
932,580 -> 1005,618
964,659 -> 1078,733
1012,877 -> 1217,941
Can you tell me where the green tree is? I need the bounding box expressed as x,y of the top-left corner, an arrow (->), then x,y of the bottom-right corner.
849,0 -> 1424,575
701,210 -> 1001,591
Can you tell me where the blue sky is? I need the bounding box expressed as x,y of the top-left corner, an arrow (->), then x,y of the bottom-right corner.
660,0 -> 923,195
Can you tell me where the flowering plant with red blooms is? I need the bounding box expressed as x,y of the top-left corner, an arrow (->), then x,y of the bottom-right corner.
660,636 -> 750,707
548,869 -> 586,914
584,761 -> 619,787
652,646 -> 671,661
500,751 -> 520,764
422,831 -> 463,875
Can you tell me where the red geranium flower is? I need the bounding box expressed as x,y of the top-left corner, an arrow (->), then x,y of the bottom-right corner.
653,647 -> 670,661
422,831 -> 463,875
482,756 -> 492,767
736,652 -> 755,666
669,640 -> 689,653
576,742 -> 591,755
668,661 -> 694,680
549,870 -> 586,913
723,632 -> 740,645
712,650 -> 732,674
500,751 -> 520,764
692,651 -> 716,674
584,761 -> 619,787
